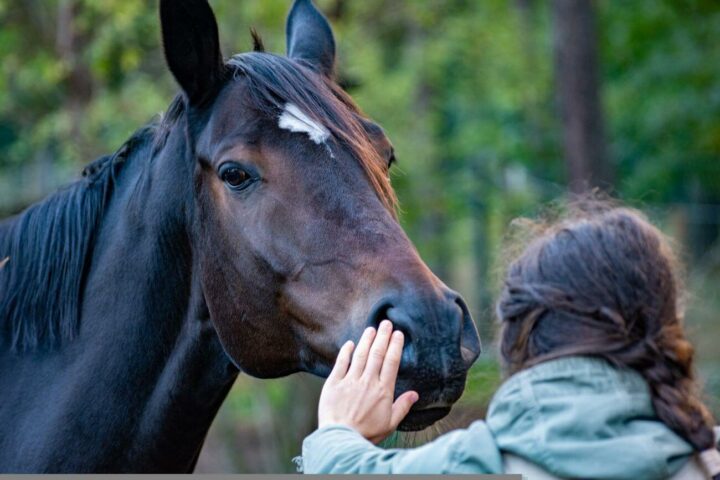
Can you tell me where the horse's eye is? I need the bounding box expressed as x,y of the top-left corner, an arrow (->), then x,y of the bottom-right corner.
219,163 -> 253,190
223,168 -> 248,186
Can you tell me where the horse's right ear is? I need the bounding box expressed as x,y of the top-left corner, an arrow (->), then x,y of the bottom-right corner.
286,0 -> 336,78
160,0 -> 225,106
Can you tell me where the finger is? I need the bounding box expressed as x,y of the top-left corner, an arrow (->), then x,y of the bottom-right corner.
347,327 -> 376,377
390,391 -> 419,429
380,330 -> 405,386
327,340 -> 354,383
364,320 -> 393,378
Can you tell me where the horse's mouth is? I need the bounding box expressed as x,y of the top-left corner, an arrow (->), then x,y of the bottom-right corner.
396,406 -> 452,431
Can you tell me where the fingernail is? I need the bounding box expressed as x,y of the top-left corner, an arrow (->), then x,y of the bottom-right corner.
393,331 -> 404,340
345,340 -> 354,348
412,392 -> 419,403
380,320 -> 392,330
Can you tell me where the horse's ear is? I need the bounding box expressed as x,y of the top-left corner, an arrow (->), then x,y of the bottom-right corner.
286,0 -> 336,78
160,0 -> 225,106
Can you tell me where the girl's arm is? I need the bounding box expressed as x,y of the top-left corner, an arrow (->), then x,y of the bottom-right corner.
300,421 -> 502,474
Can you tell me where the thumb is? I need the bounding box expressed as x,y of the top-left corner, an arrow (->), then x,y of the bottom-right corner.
390,391 -> 419,429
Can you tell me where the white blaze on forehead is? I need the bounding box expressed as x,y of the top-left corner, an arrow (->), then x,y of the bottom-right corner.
278,103 -> 330,145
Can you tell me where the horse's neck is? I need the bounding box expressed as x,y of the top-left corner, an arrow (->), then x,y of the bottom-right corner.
75,134 -> 239,471
0,133 -> 238,472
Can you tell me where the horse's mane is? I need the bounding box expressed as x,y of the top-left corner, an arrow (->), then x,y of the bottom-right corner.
0,125 -> 156,352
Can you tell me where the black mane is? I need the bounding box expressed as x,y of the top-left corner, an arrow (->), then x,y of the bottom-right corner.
0,126 -> 154,352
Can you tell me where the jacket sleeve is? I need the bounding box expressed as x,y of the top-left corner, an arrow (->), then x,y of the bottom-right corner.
299,422 -> 504,474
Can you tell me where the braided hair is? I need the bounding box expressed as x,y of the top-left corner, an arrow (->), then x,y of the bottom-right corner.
496,203 -> 719,478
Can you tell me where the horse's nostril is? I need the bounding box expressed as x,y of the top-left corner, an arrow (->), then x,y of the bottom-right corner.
366,298 -> 418,372
366,299 -> 413,341
385,306 -> 415,344
366,300 -> 392,330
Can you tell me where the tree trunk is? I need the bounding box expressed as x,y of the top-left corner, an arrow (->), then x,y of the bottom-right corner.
56,0 -> 93,148
552,0 -> 612,193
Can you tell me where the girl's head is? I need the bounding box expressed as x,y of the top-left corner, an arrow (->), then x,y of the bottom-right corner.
497,202 -> 718,473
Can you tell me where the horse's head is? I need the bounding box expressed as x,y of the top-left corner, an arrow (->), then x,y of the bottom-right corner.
160,0 -> 480,430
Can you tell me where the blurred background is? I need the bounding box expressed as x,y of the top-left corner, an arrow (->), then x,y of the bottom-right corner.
1,0 -> 719,472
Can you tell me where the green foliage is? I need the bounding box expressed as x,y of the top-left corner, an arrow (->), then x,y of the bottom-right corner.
601,0 -> 720,201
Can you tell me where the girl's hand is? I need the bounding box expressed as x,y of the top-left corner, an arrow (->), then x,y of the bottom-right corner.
317,320 -> 419,444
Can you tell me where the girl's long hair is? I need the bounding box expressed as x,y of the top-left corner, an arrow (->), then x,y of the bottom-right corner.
496,201 -> 719,478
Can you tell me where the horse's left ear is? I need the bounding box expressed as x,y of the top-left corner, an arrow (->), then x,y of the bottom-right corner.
286,0 -> 336,78
160,0 -> 225,106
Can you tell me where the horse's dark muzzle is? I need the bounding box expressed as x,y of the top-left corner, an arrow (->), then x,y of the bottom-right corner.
365,288 -> 482,430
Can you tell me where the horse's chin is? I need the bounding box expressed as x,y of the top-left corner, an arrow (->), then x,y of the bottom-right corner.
396,406 -> 452,431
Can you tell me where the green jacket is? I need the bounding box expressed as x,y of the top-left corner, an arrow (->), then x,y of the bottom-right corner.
299,356 -> 695,478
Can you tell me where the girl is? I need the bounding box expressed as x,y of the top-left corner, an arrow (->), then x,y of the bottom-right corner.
298,204 -> 720,478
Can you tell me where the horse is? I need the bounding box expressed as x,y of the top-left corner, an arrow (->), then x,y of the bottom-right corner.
0,0 -> 481,472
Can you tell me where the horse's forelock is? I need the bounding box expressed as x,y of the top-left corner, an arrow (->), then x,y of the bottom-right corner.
226,52 -> 397,214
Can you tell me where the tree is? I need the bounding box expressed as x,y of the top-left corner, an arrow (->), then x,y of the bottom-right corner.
552,0 -> 612,192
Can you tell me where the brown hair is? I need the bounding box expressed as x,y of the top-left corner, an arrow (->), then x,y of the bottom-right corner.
496,201 -> 719,477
